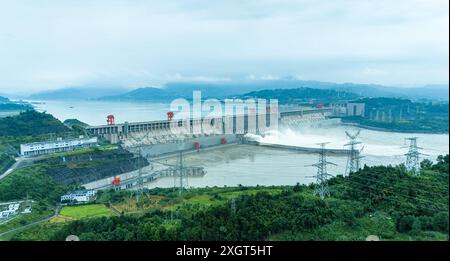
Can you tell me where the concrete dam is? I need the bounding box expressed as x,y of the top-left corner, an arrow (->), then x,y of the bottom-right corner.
85,107 -> 335,157
81,107 -> 353,191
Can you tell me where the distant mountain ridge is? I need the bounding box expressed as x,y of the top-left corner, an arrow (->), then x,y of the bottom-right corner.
242,88 -> 360,104
0,96 -> 9,103
25,80 -> 449,101
27,87 -> 129,100
100,87 -> 170,101
99,80 -> 449,101
0,95 -> 33,111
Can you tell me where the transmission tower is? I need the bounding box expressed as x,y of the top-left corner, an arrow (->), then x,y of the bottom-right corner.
344,130 -> 364,176
127,131 -> 153,203
175,138 -> 188,194
132,146 -> 145,203
404,137 -> 426,175
308,142 -> 336,199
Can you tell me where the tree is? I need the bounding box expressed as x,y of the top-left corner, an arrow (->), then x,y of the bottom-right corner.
432,212 -> 449,232
420,159 -> 433,170
293,182 -> 301,192
397,215 -> 416,233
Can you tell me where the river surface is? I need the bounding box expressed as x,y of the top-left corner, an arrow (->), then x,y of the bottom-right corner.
31,100 -> 170,125
33,100 -> 449,188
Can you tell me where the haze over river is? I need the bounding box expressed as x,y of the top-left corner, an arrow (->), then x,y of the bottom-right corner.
34,100 -> 449,188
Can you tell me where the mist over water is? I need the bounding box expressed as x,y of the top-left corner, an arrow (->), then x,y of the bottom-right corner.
144,125 -> 448,189
247,125 -> 449,158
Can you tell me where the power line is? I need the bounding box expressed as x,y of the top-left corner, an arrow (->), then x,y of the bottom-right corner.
346,167 -> 449,193
127,131 -> 154,203
404,137 -> 428,175
307,142 -> 336,199
175,138 -> 188,195
344,174 -> 449,201
344,130 -> 364,176
337,180 -> 447,213
342,178 -> 448,210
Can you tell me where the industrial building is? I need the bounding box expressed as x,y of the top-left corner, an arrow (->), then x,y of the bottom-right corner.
346,103 -> 365,117
20,136 -> 98,157
0,203 -> 20,219
60,190 -> 97,203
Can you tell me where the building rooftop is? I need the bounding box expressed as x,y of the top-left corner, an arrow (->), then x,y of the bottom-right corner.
21,136 -> 97,147
62,189 -> 96,196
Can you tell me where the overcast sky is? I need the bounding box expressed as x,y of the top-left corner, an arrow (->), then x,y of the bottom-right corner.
0,0 -> 448,94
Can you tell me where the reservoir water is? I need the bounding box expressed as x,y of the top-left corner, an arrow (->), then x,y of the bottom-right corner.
33,100 -> 449,188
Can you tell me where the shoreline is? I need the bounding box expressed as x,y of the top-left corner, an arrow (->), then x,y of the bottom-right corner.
340,122 -> 448,135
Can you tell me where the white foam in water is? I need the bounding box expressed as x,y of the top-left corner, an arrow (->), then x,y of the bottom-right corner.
247,125 -> 449,158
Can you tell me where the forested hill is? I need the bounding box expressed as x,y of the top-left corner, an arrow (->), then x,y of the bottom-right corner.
0,96 -> 33,111
241,87 -> 360,104
13,155 -> 448,241
0,110 -> 69,136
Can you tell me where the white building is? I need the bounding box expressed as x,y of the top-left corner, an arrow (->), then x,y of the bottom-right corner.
0,203 -> 20,219
21,207 -> 32,214
8,203 -> 19,211
0,209 -> 15,219
60,190 -> 97,203
20,136 -> 98,157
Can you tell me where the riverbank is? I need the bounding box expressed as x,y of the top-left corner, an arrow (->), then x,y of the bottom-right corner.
340,121 -> 449,134
9,160 -> 450,241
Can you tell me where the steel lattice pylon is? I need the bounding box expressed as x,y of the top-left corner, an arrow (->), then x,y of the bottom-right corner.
127,131 -> 154,203
309,142 -> 336,199
404,137 -> 425,175
344,130 -> 364,176
175,138 -> 188,194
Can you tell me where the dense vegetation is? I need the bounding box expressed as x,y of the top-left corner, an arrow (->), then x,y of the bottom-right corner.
342,98 -> 449,133
0,103 -> 32,111
0,165 -> 67,204
63,119 -> 89,128
0,110 -> 69,136
242,87 -> 359,104
0,153 -> 14,173
39,148 -> 148,185
10,155 -> 448,241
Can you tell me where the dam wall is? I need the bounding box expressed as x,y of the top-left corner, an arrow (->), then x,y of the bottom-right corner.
135,134 -> 239,158
245,140 -> 351,156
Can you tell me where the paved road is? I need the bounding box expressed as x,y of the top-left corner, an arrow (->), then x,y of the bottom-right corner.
0,156 -> 43,181
0,158 -> 22,180
0,205 -> 60,239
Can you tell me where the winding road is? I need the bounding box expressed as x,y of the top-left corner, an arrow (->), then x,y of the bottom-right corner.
0,205 -> 60,239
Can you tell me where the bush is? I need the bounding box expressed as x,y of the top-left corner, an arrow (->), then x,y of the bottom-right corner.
397,215 -> 416,233
432,212 -> 449,232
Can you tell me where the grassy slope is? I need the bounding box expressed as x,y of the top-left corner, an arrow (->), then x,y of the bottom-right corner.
59,204 -> 114,219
